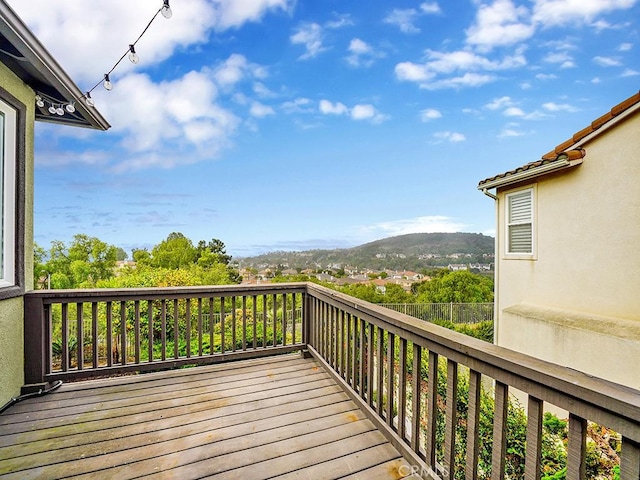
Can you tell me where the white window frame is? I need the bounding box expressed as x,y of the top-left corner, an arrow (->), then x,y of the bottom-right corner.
0,97 -> 17,288
505,187 -> 535,258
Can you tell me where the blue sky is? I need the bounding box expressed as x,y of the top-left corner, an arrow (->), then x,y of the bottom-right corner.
11,0 -> 640,257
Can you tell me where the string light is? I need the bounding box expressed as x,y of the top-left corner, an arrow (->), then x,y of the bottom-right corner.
128,45 -> 139,64
103,74 -> 113,91
35,0 -> 172,115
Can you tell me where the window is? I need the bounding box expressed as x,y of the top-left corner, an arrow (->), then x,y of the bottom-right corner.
0,88 -> 24,299
506,188 -> 533,255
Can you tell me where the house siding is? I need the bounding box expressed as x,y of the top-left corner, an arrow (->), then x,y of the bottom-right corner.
495,108 -> 640,390
0,60 -> 35,406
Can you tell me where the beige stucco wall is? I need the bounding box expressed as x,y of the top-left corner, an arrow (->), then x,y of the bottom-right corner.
494,108 -> 640,392
0,61 -> 35,407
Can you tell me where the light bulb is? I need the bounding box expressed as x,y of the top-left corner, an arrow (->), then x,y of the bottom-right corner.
161,0 -> 172,18
56,106 -> 65,115
85,93 -> 95,107
48,105 -> 56,114
66,102 -> 76,113
103,74 -> 113,91
35,95 -> 45,108
128,45 -> 139,64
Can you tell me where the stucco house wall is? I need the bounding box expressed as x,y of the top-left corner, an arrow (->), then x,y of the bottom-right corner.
0,60 -> 34,406
490,103 -> 640,391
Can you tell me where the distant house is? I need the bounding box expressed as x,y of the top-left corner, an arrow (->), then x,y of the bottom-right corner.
448,264 -> 468,271
0,1 -> 109,405
478,91 -> 640,390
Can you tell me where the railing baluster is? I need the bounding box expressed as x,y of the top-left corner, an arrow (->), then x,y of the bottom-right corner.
491,381 -> 509,480
242,295 -> 247,351
426,350 -> 439,467
160,299 -> 166,361
120,300 -> 127,365
61,303 -> 69,372
621,438 -> 640,480
466,369 -> 482,480
566,413 -> 587,480
262,295 -> 267,348
359,319 -> 366,398
221,296 -> 226,353
231,296 -> 237,352
197,298 -> 203,356
351,314 -> 358,391
208,297 -> 214,355
147,300 -> 153,362
186,299 -> 191,358
367,322 -> 374,406
106,301 -> 113,367
252,295 -> 258,348
340,310 -> 346,379
281,293 -> 287,347
272,294 -> 277,347
411,343 -> 422,453
386,332 -> 395,426
445,359 -> 458,479
524,396 -> 543,480
134,300 -> 141,364
376,326 -> 384,416
76,302 -> 83,370
292,294 -> 297,345
397,337 -> 407,440
173,299 -> 179,359
91,302 -> 98,369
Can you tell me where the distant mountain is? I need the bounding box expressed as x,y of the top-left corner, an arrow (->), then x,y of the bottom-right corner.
237,232 -> 494,272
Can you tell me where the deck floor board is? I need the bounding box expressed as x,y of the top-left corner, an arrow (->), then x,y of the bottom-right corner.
0,355 -> 414,479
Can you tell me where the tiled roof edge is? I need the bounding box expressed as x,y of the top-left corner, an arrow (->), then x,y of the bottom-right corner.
541,91 -> 640,159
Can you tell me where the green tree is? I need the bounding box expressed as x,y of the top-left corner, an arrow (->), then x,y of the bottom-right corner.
150,232 -> 197,269
414,270 -> 494,303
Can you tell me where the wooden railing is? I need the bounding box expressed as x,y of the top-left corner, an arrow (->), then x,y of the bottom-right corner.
24,284 -> 306,383
23,283 -> 640,479
380,302 -> 494,324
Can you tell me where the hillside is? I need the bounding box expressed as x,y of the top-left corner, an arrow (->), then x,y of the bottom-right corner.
237,232 -> 494,272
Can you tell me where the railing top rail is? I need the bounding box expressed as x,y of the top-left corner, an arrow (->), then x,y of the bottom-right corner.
25,282 -> 308,304
306,283 -> 640,435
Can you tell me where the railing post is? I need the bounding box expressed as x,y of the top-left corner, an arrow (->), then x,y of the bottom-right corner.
23,294 -> 47,389
301,287 -> 312,358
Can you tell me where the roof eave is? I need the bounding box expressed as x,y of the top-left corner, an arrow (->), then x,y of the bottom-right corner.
0,1 -> 110,131
478,157 -> 583,191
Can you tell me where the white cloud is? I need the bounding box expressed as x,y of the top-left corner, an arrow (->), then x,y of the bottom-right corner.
213,54 -> 266,88
360,215 -> 466,237
618,42 -> 633,51
420,108 -> 442,121
593,55 -> 623,67
433,131 -> 466,142
466,0 -> 535,51
485,96 -> 514,110
394,62 -> 434,82
211,0 -> 294,30
11,0 -> 289,85
535,73 -> 558,80
350,104 -> 376,120
532,0 -> 636,26
622,68 -> 640,76
421,73 -> 498,90
421,2 -> 442,14
383,8 -> 422,33
249,101 -> 275,118
503,106 -> 525,117
591,77 -> 602,83
542,102 -> 578,112
498,125 -> 527,137
281,97 -> 313,114
544,51 -> 576,68
290,23 -> 326,60
346,38 -> 384,67
319,99 -> 348,115
395,48 -> 526,90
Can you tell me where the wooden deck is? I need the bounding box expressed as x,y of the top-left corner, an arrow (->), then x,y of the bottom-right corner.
0,354 -> 417,479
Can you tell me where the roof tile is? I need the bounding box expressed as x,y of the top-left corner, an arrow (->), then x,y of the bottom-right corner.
479,91 -> 640,187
